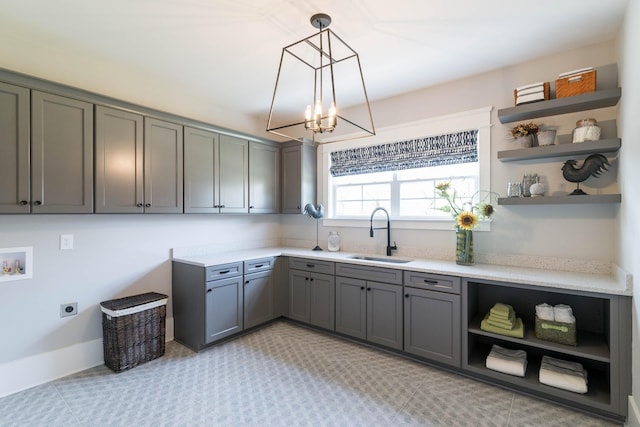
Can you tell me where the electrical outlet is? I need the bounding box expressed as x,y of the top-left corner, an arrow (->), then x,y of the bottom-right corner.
60,302 -> 78,318
60,234 -> 74,250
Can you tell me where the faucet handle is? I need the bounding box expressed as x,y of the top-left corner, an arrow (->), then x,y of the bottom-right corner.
391,241 -> 398,250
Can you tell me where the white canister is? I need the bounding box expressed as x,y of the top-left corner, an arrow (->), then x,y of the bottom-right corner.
327,232 -> 340,252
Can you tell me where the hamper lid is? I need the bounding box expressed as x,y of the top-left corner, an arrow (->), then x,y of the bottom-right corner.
100,292 -> 168,317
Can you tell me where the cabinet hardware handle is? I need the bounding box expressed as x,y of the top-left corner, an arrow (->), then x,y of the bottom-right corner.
254,264 -> 264,268
367,287 -> 371,291
306,264 -> 315,268
145,203 -> 151,208
305,277 -> 309,281
360,286 -> 365,290
136,203 -> 143,207
245,281 -> 250,284
219,270 -> 230,274
423,279 -> 438,285
310,278 -> 314,282
297,205 -> 301,209
19,200 -> 28,206
33,201 -> 42,206
405,294 -> 409,298
249,205 -> 254,209
220,205 -> 225,208
207,289 -> 212,293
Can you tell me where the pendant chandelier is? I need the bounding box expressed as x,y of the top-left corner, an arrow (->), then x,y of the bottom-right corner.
266,13 -> 375,144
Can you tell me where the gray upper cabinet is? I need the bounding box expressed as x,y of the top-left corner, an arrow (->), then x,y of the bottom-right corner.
0,82 -> 30,214
281,142 -> 316,214
184,126 -> 219,213
249,141 -> 280,214
184,128 -> 248,214
143,117 -> 183,213
1,89 -> 95,214
95,106 -> 144,213
219,135 -> 249,213
95,106 -> 183,213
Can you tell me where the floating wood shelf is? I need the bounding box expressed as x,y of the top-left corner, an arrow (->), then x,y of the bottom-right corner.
497,88 -> 621,124
498,139 -> 621,162
497,194 -> 621,205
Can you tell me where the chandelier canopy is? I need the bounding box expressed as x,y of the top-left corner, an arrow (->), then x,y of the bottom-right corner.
267,13 -> 375,144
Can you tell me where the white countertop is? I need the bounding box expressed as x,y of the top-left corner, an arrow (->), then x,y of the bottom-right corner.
172,247 -> 632,296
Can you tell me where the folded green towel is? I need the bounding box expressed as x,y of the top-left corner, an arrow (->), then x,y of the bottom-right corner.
481,312 -> 524,338
487,313 -> 516,330
490,303 -> 514,319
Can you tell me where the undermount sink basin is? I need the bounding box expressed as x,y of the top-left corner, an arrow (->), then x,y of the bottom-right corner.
349,255 -> 413,264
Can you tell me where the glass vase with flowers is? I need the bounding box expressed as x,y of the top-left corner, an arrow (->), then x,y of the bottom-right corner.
435,182 -> 497,265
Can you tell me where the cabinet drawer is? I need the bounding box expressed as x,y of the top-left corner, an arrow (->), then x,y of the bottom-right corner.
289,257 -> 335,275
244,257 -> 276,274
205,262 -> 243,281
336,263 -> 403,285
404,271 -> 460,294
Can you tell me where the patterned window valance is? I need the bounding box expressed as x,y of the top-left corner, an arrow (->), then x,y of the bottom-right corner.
329,129 -> 478,177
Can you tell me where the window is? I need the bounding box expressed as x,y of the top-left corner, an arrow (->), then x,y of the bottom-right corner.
330,130 -> 479,219
318,107 -> 492,230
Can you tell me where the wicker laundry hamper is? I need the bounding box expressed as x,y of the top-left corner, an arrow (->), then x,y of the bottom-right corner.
100,292 -> 168,372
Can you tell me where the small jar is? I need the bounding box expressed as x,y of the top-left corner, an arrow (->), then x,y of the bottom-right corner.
327,231 -> 340,252
572,118 -> 601,143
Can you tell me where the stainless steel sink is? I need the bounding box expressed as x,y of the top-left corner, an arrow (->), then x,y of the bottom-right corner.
348,255 -> 413,264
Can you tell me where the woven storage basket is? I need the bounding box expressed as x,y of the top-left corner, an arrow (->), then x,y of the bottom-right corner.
100,292 -> 168,373
555,70 -> 596,98
534,315 -> 577,346
513,82 -> 550,105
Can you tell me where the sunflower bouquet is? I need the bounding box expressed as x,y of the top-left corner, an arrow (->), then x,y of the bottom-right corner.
435,181 -> 496,230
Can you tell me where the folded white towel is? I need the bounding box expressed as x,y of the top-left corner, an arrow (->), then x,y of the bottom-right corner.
487,355 -> 527,377
554,304 -> 576,324
517,86 -> 544,96
539,355 -> 587,394
485,345 -> 527,377
535,303 -> 555,321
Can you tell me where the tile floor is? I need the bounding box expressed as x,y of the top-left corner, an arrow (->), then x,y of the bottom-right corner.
0,321 -> 620,426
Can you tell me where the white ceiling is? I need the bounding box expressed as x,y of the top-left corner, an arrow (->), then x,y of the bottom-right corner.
0,0 -> 629,137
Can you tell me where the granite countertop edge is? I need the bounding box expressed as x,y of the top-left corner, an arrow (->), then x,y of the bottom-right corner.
172,247 -> 632,296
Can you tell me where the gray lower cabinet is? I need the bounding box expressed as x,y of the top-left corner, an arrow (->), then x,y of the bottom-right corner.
244,257 -> 277,329
249,141 -> 280,214
287,258 -> 335,330
281,141 -> 316,214
335,263 -> 404,350
95,106 -> 183,213
1,85 -> 93,213
403,271 -> 461,367
172,261 -> 244,351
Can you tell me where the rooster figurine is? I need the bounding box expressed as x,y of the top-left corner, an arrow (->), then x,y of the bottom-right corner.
561,153 -> 610,195
304,203 -> 324,251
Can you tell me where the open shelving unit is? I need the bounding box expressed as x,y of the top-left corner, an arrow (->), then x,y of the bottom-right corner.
497,194 -> 621,206
497,138 -> 621,162
462,277 -> 631,421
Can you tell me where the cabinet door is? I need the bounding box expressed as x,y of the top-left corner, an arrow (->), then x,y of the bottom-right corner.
184,126 -> 219,213
288,269 -> 310,323
143,118 -> 183,213
95,106 -> 144,213
281,145 -> 302,213
335,276 -> 366,339
244,272 -> 274,329
219,134 -> 249,213
366,281 -> 403,350
31,91 -> 93,213
249,141 -> 280,213
205,276 -> 243,343
0,82 -> 30,213
404,287 -> 461,367
309,272 -> 335,330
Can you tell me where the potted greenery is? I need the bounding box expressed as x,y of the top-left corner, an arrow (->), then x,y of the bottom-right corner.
510,122 -> 540,147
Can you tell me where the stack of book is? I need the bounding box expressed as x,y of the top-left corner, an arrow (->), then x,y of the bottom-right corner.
515,82 -> 548,105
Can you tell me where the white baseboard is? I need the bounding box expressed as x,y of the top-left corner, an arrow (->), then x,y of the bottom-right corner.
628,396 -> 640,427
0,316 -> 174,399
0,338 -> 104,398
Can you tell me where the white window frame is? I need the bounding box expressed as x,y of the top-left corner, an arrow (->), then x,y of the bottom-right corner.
317,106 -> 493,231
